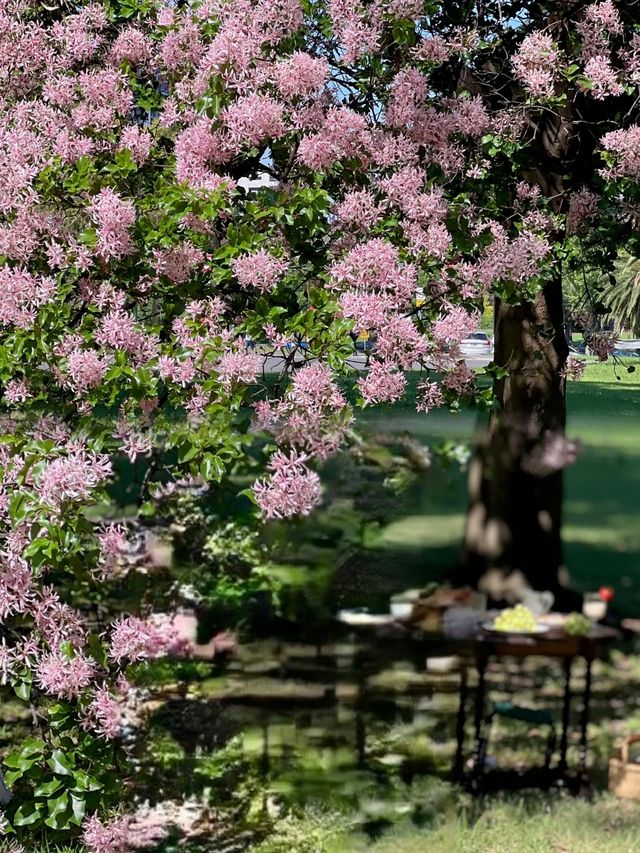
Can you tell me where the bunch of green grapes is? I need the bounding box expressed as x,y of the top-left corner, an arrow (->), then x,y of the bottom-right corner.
565,612 -> 592,636
494,604 -> 537,632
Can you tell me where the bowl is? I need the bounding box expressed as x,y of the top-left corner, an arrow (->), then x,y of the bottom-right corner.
390,601 -> 414,619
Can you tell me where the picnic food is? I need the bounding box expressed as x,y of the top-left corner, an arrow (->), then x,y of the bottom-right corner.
565,612 -> 592,636
494,604 -> 538,632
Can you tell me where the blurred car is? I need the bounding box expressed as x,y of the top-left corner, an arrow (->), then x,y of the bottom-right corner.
460,331 -> 493,356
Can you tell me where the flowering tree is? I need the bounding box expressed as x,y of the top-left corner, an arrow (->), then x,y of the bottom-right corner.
1,0 -> 640,847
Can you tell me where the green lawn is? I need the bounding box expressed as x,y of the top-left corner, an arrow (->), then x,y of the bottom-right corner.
358,360 -> 640,616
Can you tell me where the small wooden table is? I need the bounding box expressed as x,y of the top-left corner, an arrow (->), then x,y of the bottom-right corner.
455,625 -> 619,794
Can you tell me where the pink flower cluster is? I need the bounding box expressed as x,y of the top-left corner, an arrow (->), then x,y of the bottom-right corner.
562,356 -> 587,381
274,52 -> 328,99
82,814 -> 130,853
83,685 -> 123,739
88,188 -> 136,261
566,188 -> 600,234
253,450 -> 322,518
232,249 -> 290,291
432,306 -> 479,346
253,363 -> 351,458
583,55 -> 623,99
153,242 -> 204,283
62,348 -> 111,395
601,127 -> 640,179
512,32 -> 559,98
0,267 -> 56,328
358,362 -> 406,405
108,614 -> 189,665
37,448 -> 111,509
36,650 -> 96,700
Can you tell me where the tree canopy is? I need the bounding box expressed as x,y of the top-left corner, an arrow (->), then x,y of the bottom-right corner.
1,0 -> 640,847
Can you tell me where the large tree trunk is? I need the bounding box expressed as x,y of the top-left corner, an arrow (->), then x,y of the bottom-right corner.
462,274 -> 579,609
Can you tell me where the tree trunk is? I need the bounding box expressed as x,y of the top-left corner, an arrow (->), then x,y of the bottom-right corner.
462,275 -> 579,609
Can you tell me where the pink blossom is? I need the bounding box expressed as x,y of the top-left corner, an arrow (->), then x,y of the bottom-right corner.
583,55 -> 623,99
83,685 -> 123,739
108,616 -> 170,665
330,238 -> 417,304
216,349 -> 263,386
601,127 -> 640,179
333,190 -> 383,231
97,524 -> 128,579
114,421 -> 152,463
253,450 -> 322,518
63,349 -> 110,394
298,107 -> 370,170
358,362 -> 407,405
584,0 -> 623,35
119,126 -> 153,166
4,379 -> 30,403
36,650 -> 96,699
33,589 -> 88,649
175,118 -> 232,188
274,52 -> 328,99
0,267 -> 56,328
75,69 -> 134,131
232,249 -> 289,291
512,32 -> 559,98
159,19 -> 205,71
82,814 -> 130,853
153,242 -> 204,283
414,35 -> 450,63
256,363 -> 351,459
386,69 -> 428,128
96,311 -> 159,364
157,355 -> 196,387
432,306 -> 478,346
338,290 -> 396,332
0,557 -> 33,621
88,189 -> 136,261
109,25 -> 152,67
562,356 -> 587,381
416,380 -> 445,413
375,315 -> 428,368
443,363 -> 476,395
37,449 -> 111,508
566,188 -> 599,233
223,94 -> 286,148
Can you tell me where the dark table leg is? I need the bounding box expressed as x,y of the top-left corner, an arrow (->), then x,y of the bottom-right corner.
472,653 -> 488,785
453,664 -> 468,781
578,659 -> 593,792
558,658 -> 572,774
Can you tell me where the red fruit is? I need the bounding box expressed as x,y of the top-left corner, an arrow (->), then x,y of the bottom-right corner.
599,586 -> 614,602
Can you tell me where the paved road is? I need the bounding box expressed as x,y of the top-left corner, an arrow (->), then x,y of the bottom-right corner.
261,350 -> 492,373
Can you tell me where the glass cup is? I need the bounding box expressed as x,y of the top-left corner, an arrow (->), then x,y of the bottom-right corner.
582,592 -> 607,622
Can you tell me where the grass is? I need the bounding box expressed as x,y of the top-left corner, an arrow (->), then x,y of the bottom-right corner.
337,794 -> 640,853
356,359 -> 640,615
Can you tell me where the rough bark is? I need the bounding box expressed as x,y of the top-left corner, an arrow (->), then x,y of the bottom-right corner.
461,275 -> 580,609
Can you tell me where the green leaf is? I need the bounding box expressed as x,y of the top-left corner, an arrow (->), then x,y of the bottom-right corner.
47,749 -> 73,776
13,680 -> 31,702
19,738 -> 44,757
34,778 -> 64,797
13,802 -> 44,827
69,792 -> 87,826
45,792 -> 70,829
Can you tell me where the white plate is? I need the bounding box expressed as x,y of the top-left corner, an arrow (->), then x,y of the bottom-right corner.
337,610 -> 396,626
481,622 -> 550,635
